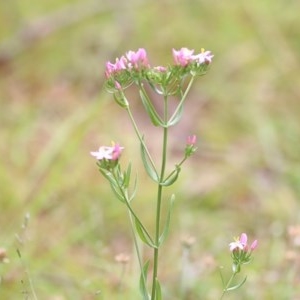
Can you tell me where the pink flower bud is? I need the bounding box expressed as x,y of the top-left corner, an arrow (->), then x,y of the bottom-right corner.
187,135 -> 197,146
250,240 -> 258,251
114,81 -> 122,90
112,143 -> 124,160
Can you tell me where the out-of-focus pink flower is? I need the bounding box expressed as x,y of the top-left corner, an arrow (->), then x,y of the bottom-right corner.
126,48 -> 149,69
172,47 -> 195,66
186,135 -> 197,146
192,49 -> 214,65
111,143 -> 124,160
229,239 -> 245,252
114,81 -> 122,90
90,146 -> 114,160
91,143 -> 124,161
239,233 -> 248,246
105,56 -> 127,78
153,66 -> 167,72
250,239 -> 258,251
229,233 -> 258,252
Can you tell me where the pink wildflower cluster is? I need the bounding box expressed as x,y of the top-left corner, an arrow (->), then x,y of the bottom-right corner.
104,47 -> 213,94
105,48 -> 149,79
91,143 -> 124,161
229,233 -> 258,253
172,47 -> 214,67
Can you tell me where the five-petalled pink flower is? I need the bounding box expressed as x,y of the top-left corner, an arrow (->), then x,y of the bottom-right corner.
91,143 -> 124,161
229,233 -> 258,252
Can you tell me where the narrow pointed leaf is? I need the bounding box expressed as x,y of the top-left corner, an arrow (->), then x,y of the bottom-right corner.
109,181 -> 126,203
99,168 -> 126,203
139,260 -> 150,300
159,194 -> 175,245
160,167 -> 181,186
167,102 -> 184,126
226,276 -> 247,292
140,139 -> 159,183
139,89 -> 165,127
99,168 -> 115,184
123,163 -> 132,188
129,175 -> 138,202
155,279 -> 162,300
134,218 -> 156,248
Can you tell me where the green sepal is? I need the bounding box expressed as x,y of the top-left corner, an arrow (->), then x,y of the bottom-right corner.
155,279 -> 162,300
158,194 -> 175,246
225,276 -> 247,292
160,166 -> 181,186
140,138 -> 159,183
232,262 -> 241,274
139,260 -> 150,300
139,87 -> 165,127
134,218 -> 157,248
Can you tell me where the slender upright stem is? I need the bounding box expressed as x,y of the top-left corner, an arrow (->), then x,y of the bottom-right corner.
220,271 -> 237,300
151,96 -> 169,299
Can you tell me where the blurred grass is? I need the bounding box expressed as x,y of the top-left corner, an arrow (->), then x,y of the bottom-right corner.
0,0 -> 300,299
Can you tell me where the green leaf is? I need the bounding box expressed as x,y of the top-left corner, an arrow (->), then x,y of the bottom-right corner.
109,180 -> 126,203
159,194 -> 175,246
129,175 -> 138,202
139,261 -> 150,300
155,279 -> 162,300
160,166 -> 181,186
134,218 -> 156,248
99,168 -> 126,203
140,138 -> 159,183
139,88 -> 165,127
113,92 -> 129,108
226,276 -> 247,292
123,163 -> 132,188
167,101 -> 184,127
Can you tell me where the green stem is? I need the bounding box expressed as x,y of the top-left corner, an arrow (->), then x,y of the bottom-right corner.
220,271 -> 238,300
151,96 -> 169,300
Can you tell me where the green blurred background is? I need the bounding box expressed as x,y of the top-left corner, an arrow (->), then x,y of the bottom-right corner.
0,0 -> 300,299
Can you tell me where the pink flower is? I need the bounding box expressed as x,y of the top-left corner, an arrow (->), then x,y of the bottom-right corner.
105,56 -> 127,78
239,233 -> 248,246
153,66 -> 167,72
186,135 -> 197,146
172,47 -> 195,66
192,49 -> 214,65
229,233 -> 258,252
111,143 -> 124,160
90,146 -> 114,160
126,48 -> 149,69
90,143 -> 124,161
